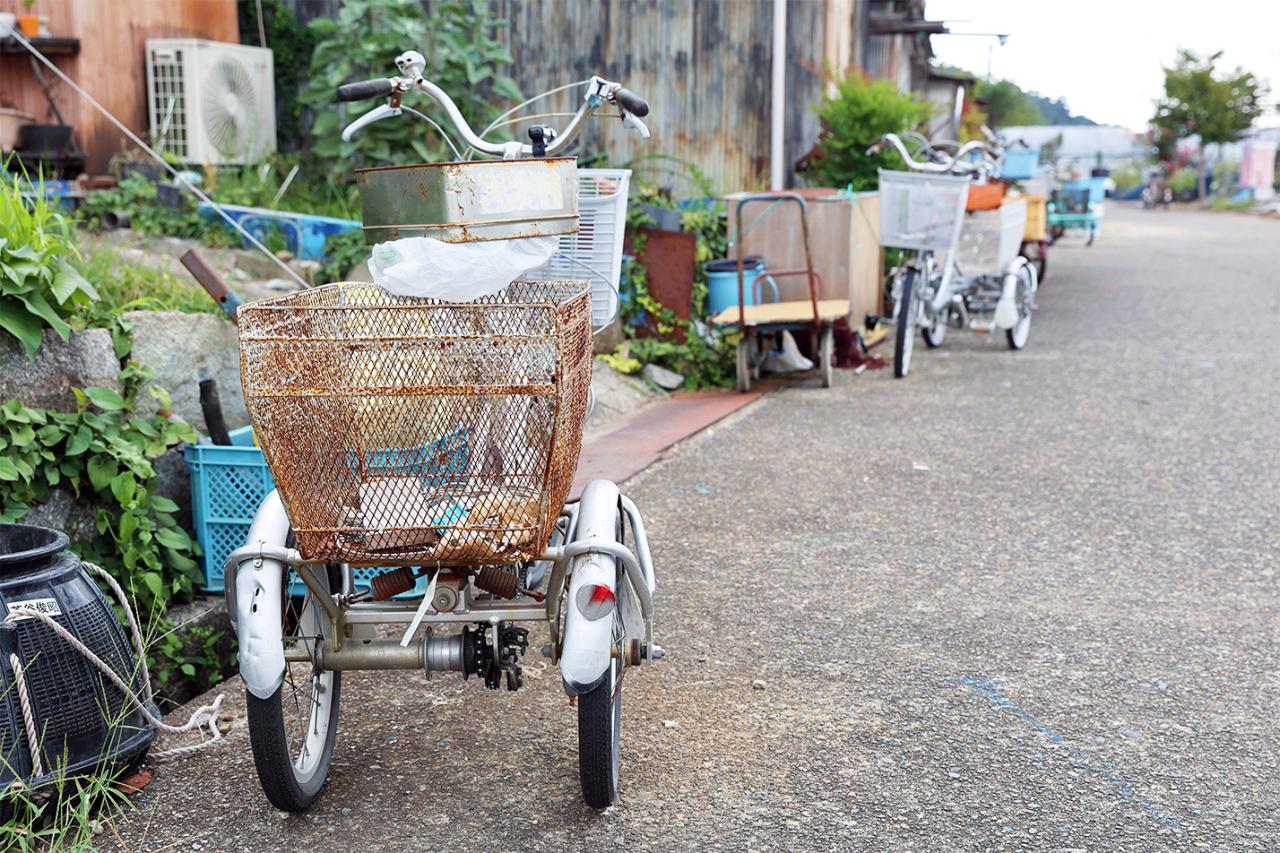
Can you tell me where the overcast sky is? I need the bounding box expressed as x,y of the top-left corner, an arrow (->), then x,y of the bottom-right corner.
925,0 -> 1280,131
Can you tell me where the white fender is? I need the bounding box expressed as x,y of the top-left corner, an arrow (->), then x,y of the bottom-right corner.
235,490 -> 290,699
560,480 -> 621,695
993,256 -> 1028,330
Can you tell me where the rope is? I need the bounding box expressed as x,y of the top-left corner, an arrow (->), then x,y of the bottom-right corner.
9,654 -> 44,779
4,562 -> 228,782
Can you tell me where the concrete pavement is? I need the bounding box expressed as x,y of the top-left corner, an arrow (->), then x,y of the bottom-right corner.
113,206 -> 1279,851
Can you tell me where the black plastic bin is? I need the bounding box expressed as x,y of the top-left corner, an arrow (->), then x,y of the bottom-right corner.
0,524 -> 155,792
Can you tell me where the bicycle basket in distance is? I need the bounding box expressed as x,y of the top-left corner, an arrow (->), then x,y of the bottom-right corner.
237,279 -> 592,565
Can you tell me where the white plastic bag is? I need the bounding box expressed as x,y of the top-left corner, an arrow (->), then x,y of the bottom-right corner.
367,235 -> 559,301
762,330 -> 814,374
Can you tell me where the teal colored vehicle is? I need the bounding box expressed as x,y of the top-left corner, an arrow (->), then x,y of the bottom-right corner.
1048,178 -> 1106,246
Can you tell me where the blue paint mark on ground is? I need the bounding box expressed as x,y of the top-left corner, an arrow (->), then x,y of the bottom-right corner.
960,676 -> 1178,827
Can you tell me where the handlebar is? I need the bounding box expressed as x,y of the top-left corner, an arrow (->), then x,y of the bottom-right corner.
336,78 -> 395,102
612,87 -> 650,117
334,50 -> 652,159
869,133 -> 997,178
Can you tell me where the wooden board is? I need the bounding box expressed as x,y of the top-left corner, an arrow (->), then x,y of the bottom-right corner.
712,299 -> 850,328
0,0 -> 239,173
727,191 -> 883,328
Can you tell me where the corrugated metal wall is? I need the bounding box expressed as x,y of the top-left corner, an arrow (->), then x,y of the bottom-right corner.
281,0 -> 861,192
497,0 -> 837,192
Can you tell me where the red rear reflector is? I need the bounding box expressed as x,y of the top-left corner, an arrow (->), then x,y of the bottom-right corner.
575,583 -> 616,620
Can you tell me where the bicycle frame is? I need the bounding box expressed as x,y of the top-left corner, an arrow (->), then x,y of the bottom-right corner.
227,486 -> 657,700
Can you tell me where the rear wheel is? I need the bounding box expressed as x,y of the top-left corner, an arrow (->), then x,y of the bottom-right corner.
893,267 -> 921,378
1006,266 -> 1035,350
246,562 -> 341,812
921,306 -> 948,348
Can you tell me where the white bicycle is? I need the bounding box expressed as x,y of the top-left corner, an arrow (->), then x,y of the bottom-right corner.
225,49 -> 658,813
871,131 -> 1038,378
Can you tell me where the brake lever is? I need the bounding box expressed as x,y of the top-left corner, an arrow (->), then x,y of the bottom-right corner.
342,102 -> 401,142
622,113 -> 650,139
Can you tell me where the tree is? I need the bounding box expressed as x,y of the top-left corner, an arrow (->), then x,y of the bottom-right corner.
1152,50 -> 1268,201
974,79 -> 1044,127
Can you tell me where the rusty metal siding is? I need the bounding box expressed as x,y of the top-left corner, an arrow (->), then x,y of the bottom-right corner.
497,0 -> 779,191
287,0 -> 864,191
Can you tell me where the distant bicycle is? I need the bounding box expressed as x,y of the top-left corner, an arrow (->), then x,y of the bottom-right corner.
1142,177 -> 1172,209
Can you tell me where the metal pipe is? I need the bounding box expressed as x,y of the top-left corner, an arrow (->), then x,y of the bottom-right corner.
306,634 -> 468,672
770,0 -> 788,191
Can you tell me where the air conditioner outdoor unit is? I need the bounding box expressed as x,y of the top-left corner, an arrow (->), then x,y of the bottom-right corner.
146,39 -> 276,165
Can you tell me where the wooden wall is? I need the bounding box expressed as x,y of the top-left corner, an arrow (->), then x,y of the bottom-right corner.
0,0 -> 238,173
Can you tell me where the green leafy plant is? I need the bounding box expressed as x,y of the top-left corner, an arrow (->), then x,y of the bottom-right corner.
300,0 -> 520,170
319,228 -> 369,283
239,0 -> 317,149
0,725 -> 135,851
77,174 -> 215,242
0,171 -> 98,357
152,623 -> 234,695
617,188 -> 739,391
597,351 -> 641,375
802,70 -> 934,191
0,370 -> 201,616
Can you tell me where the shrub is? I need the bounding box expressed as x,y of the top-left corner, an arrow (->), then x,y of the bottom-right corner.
1110,160 -> 1145,194
804,71 -> 934,191
0,172 -> 98,358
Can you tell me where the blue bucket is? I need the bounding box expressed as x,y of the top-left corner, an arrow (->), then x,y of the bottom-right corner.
705,257 -> 779,317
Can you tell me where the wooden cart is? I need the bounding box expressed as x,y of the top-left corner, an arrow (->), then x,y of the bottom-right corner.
712,193 -> 848,392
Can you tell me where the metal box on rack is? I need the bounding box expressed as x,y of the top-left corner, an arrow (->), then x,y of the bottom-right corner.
355,157 -> 579,244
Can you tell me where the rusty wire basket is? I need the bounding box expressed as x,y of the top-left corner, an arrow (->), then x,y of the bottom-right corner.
237,279 -> 593,565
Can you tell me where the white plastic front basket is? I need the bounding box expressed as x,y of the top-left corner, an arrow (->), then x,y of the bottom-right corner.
877,169 -> 970,252
535,168 -> 631,327
955,198 -> 1027,276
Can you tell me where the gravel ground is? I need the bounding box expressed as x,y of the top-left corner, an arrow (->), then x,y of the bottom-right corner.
111,206 -> 1279,852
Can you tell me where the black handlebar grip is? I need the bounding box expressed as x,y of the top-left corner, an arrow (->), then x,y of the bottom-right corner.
336,78 -> 395,102
613,87 -> 650,117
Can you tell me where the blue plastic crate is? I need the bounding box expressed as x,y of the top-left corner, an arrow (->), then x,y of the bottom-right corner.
185,425 -> 274,592
185,426 -> 428,595
1000,150 -> 1040,181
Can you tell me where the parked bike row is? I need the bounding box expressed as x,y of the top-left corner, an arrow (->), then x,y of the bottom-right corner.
870,127 -> 1104,378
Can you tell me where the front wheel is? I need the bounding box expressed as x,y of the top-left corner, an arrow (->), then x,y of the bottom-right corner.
921,307 -> 948,348
893,267 -> 921,378
245,563 -> 342,812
